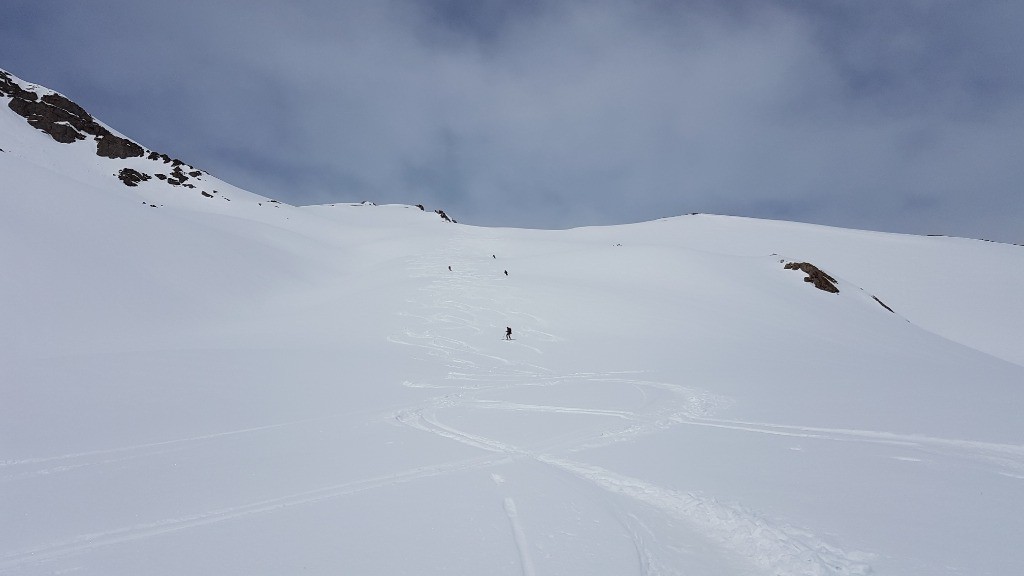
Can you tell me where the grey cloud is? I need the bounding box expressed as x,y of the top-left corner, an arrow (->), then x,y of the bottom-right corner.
1,0 -> 1021,242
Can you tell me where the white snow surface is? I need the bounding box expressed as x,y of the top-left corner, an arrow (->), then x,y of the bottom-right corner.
2,70 -> 1024,575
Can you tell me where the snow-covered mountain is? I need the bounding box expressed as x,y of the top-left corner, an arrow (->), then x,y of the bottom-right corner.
2,68 -> 1023,576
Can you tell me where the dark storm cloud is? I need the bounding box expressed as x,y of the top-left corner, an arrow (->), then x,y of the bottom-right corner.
1,0 -> 1021,242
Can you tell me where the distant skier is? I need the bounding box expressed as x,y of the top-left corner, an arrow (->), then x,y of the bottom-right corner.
504,270 -> 508,276
448,265 -> 452,271
492,254 -> 496,259
505,327 -> 512,340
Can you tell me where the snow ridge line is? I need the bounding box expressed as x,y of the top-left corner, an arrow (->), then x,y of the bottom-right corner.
541,456 -> 874,576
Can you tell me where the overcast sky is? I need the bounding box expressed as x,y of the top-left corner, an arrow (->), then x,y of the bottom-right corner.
2,1 -> 1022,242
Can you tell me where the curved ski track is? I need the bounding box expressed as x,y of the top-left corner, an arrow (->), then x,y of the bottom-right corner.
8,236 -> 1023,575
387,238 -> 1024,574
386,239 -> 879,575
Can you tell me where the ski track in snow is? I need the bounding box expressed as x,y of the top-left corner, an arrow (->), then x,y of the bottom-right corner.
0,452 -> 508,572
0,409 -> 390,483
502,497 -> 537,576
10,237 -> 1019,574
385,241 -> 879,575
391,394 -> 876,575
542,457 -> 874,576
0,420 -> 309,482
475,399 -> 635,420
390,239 -> 1024,573
621,513 -> 667,576
679,418 -> 1024,479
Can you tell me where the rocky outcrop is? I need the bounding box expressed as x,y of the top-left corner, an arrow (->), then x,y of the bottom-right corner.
147,151 -> 187,167
7,95 -> 89,143
117,168 -> 151,187
783,260 -> 897,311
784,262 -> 839,293
96,133 -> 144,159
1,70 -> 218,198
2,70 -> 144,160
2,70 -> 254,204
872,295 -> 895,313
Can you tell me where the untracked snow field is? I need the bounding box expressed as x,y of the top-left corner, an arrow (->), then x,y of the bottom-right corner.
3,126 -> 1024,574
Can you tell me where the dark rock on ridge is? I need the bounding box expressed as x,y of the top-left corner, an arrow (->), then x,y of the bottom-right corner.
784,262 -> 839,293
872,295 -> 895,313
7,96 -> 88,143
2,70 -> 265,205
2,70 -> 144,160
166,165 -> 189,186
96,133 -> 144,159
117,168 -> 151,187
0,71 -> 40,102
41,93 -> 90,120
148,151 -> 178,164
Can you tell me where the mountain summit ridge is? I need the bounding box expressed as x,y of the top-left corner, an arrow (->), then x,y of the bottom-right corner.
0,67 -> 269,209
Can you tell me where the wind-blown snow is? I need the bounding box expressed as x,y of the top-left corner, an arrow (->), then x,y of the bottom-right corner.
2,69 -> 1023,576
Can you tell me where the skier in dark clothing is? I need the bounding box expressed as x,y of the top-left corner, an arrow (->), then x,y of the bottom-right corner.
505,327 -> 512,340
504,270 -> 508,276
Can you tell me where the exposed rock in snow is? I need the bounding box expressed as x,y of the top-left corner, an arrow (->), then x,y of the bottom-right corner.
117,167 -> 151,187
784,261 -> 839,293
0,69 -> 213,194
2,70 -> 144,159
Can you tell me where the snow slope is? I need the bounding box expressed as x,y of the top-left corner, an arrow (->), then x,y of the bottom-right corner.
3,69 -> 1023,576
